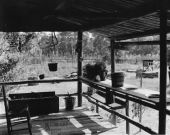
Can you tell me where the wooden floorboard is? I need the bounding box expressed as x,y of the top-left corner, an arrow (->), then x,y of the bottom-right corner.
0,107 -> 123,135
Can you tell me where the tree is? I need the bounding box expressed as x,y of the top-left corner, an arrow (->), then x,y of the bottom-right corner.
57,32 -> 77,57
128,45 -> 159,56
4,32 -> 36,53
126,36 -> 160,56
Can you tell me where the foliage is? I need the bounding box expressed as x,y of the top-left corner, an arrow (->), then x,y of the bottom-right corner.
0,31 -> 162,86
83,62 -> 108,82
4,32 -> 36,52
126,36 -> 160,56
83,34 -> 110,59
128,45 -> 159,56
0,57 -> 18,77
0,32 -> 39,83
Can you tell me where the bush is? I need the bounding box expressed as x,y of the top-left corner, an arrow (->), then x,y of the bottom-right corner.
83,62 -> 108,81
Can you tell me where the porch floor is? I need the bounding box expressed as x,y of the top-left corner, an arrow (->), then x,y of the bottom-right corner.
0,107 -> 125,135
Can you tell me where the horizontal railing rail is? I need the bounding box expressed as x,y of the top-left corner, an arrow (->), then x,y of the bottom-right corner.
56,93 -> 78,97
0,78 -> 78,86
80,77 -> 159,110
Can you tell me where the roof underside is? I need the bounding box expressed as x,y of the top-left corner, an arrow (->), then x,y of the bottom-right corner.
0,0 -> 170,40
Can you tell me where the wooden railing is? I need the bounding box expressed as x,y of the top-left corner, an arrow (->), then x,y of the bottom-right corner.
0,78 -> 78,104
80,77 -> 159,109
1,77 -> 170,134
0,78 -> 78,86
80,77 -> 170,135
83,93 -> 157,134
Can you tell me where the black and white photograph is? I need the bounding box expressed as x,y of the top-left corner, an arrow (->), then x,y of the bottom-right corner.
0,0 -> 170,135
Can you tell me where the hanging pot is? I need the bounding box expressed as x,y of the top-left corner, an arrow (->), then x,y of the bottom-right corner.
48,63 -> 58,71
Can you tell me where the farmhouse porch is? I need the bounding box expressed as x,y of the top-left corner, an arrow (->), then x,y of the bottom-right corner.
0,0 -> 170,134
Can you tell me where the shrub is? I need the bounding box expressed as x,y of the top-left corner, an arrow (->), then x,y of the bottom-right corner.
83,62 -> 108,81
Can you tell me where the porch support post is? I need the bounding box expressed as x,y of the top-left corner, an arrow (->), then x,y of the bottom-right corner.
77,31 -> 83,107
111,38 -> 116,75
110,38 -> 116,102
159,0 -> 167,134
110,38 -> 116,125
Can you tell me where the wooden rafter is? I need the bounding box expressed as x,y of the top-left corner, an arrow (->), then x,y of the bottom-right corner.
0,0 -> 170,40
115,40 -> 170,46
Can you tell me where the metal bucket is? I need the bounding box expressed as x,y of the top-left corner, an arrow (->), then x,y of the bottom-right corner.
111,72 -> 124,87
64,97 -> 75,111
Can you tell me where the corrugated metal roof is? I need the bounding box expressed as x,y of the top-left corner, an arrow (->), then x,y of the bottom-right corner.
0,0 -> 169,40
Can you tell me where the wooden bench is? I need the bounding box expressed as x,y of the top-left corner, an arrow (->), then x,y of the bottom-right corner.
8,92 -> 59,117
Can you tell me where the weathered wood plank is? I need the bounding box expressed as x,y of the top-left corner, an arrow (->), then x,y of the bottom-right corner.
0,107 -> 118,135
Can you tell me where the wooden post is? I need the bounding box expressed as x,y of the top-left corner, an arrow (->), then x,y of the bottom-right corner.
111,38 -> 130,133
126,99 -> 130,134
105,88 -> 113,105
2,85 -> 11,135
110,38 -> 117,125
139,104 -> 142,132
111,38 -> 116,101
159,0 -> 167,134
96,100 -> 99,113
111,39 -> 115,76
77,31 -> 83,107
140,72 -> 143,88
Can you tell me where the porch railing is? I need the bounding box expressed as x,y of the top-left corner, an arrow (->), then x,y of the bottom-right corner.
80,77 -> 170,135
1,77 -> 170,135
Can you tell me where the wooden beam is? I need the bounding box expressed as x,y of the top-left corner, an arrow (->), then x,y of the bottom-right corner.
115,40 -> 170,46
159,0 -> 168,134
77,31 -> 83,107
